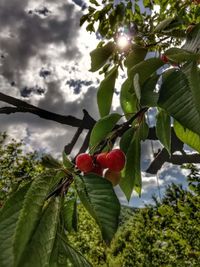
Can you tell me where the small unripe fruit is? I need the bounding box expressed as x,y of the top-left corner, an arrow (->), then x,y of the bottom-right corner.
105,169 -> 121,186
75,153 -> 93,172
161,54 -> 168,63
96,152 -> 108,169
106,149 -> 126,172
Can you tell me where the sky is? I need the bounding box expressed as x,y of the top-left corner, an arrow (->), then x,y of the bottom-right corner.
0,0 -> 189,207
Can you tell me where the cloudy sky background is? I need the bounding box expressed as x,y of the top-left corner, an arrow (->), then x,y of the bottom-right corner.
0,0 -> 189,207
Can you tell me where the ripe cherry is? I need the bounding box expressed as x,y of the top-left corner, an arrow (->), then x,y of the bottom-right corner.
105,169 -> 121,186
186,25 -> 194,34
96,152 -> 108,169
91,163 -> 103,176
75,153 -> 94,172
161,54 -> 168,63
106,149 -> 126,172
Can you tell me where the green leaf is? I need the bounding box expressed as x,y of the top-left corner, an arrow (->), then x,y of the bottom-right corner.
60,235 -> 92,267
90,42 -> 115,72
13,172 -> 62,265
89,0 -> 100,6
156,109 -> 171,154
120,128 -> 135,154
183,23 -> 200,54
19,197 -> 61,267
154,17 -> 178,32
128,58 -> 164,85
62,196 -> 78,232
62,151 -> 73,170
120,78 -> 138,119
165,47 -> 200,63
133,73 -> 141,101
80,14 -> 89,27
164,29 -> 186,38
75,174 -> 120,243
125,58 -> 163,111
0,183 -> 30,267
120,132 -> 141,201
41,155 -> 61,169
189,63 -> 200,117
49,235 -> 69,267
138,118 -> 149,141
86,23 -> 95,33
174,120 -> 200,153
140,74 -> 159,107
97,66 -> 118,117
124,44 -> 147,70
89,113 -> 121,152
158,62 -> 200,135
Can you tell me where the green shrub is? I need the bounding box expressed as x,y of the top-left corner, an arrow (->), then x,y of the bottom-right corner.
0,133 -> 44,205
108,183 -> 200,267
68,169 -> 200,267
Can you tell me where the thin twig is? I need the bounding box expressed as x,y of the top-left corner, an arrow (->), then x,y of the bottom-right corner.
145,36 -> 171,48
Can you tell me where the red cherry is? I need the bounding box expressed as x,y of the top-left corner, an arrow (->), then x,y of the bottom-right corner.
91,163 -> 103,176
96,152 -> 108,169
186,25 -> 195,34
106,149 -> 126,172
75,153 -> 94,172
161,54 -> 168,63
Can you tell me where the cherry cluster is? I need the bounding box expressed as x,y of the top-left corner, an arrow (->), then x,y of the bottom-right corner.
161,54 -> 179,67
161,54 -> 168,63
75,149 -> 126,186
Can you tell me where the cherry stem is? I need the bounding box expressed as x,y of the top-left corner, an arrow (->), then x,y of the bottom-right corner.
94,107 -> 148,154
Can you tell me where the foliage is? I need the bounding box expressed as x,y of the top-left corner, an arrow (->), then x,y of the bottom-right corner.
1,0 -> 200,265
83,0 -> 200,64
68,170 -> 200,267
0,133 -> 120,266
80,0 -> 200,200
1,133 -> 200,266
68,204 -> 107,267
108,184 -> 200,266
0,133 -> 44,206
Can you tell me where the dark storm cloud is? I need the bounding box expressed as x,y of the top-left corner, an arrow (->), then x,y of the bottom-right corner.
0,0 -> 82,84
66,79 -> 93,94
28,6 -> 51,16
71,0 -> 87,10
39,68 -> 51,79
20,85 -> 45,98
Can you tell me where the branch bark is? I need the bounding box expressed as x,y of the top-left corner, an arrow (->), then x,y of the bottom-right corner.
147,151 -> 200,174
0,93 -> 96,129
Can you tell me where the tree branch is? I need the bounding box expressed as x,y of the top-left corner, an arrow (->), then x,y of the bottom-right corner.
146,127 -> 185,173
64,110 -> 91,154
77,129 -> 92,155
0,106 -> 24,114
0,92 -> 96,129
146,148 -> 170,174
1,92 -> 200,175
170,154 -> 200,165
147,151 -> 200,174
148,127 -> 184,153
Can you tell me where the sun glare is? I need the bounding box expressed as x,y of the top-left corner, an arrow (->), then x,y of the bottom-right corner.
117,35 -> 130,49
